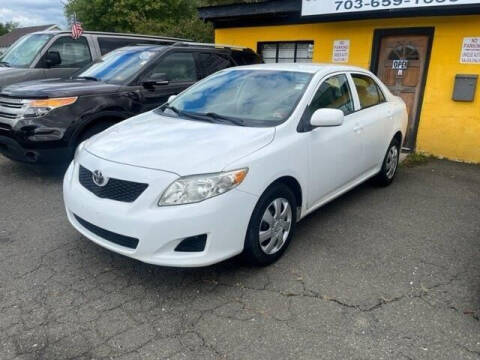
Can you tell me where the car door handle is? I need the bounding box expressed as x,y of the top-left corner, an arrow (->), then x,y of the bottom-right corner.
353,125 -> 362,133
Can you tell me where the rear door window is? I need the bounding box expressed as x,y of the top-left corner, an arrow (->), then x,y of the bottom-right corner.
98,37 -> 140,55
231,50 -> 262,65
148,52 -> 197,83
352,74 -> 385,109
198,53 -> 233,78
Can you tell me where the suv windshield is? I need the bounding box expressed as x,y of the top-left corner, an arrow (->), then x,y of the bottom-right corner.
0,33 -> 53,68
76,48 -> 159,83
164,69 -> 313,126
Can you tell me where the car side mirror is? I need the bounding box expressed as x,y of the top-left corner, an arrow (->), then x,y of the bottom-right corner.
310,108 -> 344,127
45,51 -> 61,68
142,73 -> 169,88
168,95 -> 177,103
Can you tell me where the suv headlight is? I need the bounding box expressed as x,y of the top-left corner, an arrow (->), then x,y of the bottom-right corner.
158,168 -> 248,206
24,97 -> 78,118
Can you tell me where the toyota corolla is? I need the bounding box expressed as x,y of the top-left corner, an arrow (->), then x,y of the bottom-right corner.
63,64 -> 407,267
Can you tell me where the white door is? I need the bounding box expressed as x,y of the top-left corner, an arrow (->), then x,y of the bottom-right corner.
350,73 -> 392,172
306,73 -> 364,208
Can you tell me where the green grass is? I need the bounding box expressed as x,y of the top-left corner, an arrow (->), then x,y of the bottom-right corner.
401,152 -> 434,168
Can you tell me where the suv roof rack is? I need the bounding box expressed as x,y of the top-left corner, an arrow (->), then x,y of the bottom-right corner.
171,41 -> 248,51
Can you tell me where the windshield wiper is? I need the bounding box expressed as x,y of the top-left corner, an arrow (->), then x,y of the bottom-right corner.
163,104 -> 180,115
162,105 -> 214,123
0,61 -> 10,67
76,76 -> 98,81
202,112 -> 245,126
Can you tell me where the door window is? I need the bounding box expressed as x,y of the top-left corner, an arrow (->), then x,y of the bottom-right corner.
98,37 -> 140,55
230,50 -> 262,65
352,74 -> 385,109
198,53 -> 232,78
309,74 -> 354,115
148,52 -> 197,83
43,36 -> 91,68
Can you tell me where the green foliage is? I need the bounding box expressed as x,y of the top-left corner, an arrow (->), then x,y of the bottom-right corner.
0,22 -> 18,37
401,152 -> 436,167
64,0 -> 259,42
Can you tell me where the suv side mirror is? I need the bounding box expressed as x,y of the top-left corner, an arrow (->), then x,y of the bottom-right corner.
168,95 -> 177,103
142,73 -> 169,88
310,108 -> 344,127
45,51 -> 61,68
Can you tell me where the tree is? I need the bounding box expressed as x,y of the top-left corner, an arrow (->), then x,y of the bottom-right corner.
64,0 -> 261,42
0,22 -> 18,37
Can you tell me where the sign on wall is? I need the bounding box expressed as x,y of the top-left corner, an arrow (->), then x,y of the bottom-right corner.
332,40 -> 350,63
302,0 -> 480,16
460,37 -> 480,64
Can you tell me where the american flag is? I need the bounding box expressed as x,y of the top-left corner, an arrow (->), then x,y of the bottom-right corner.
71,13 -> 83,40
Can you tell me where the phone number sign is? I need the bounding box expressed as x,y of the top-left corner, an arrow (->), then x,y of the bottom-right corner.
302,0 -> 480,16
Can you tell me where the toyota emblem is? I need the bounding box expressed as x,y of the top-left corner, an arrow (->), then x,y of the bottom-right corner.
92,170 -> 108,187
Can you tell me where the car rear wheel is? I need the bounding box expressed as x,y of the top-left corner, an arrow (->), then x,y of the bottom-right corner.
375,137 -> 401,186
243,183 -> 297,266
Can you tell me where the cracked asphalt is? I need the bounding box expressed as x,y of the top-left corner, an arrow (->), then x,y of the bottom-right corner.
0,156 -> 479,360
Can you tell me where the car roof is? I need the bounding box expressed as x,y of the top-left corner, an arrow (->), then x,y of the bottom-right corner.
111,45 -> 166,52
235,63 -> 370,75
30,30 -> 188,42
27,32 -> 250,52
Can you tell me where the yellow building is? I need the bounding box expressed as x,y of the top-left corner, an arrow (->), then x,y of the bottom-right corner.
199,0 -> 480,163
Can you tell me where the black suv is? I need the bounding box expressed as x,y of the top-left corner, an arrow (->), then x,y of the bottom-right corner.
0,43 -> 261,163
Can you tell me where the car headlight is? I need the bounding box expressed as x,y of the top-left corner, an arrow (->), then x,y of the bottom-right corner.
24,97 -> 78,118
158,168 -> 248,206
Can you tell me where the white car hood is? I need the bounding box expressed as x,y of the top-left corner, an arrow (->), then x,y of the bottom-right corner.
85,112 -> 275,175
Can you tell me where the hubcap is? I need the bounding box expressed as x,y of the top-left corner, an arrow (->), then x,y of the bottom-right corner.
385,145 -> 399,179
259,198 -> 292,255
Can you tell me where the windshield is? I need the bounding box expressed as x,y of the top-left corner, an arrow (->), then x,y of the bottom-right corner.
0,33 -> 53,68
76,48 -> 158,83
165,69 -> 313,127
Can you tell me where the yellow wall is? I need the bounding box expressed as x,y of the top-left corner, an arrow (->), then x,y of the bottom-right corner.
215,16 -> 480,163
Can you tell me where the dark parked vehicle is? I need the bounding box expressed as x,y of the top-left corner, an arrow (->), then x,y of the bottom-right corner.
0,43 -> 262,163
0,30 -> 188,89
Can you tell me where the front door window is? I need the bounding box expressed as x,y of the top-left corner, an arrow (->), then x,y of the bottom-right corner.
42,36 -> 92,68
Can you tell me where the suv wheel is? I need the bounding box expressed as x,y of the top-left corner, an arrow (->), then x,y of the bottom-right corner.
77,121 -> 117,146
243,183 -> 297,266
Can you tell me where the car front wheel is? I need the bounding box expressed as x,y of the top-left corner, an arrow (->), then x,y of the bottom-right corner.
375,137 -> 401,186
243,183 -> 297,266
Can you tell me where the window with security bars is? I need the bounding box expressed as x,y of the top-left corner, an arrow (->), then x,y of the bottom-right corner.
258,41 -> 314,64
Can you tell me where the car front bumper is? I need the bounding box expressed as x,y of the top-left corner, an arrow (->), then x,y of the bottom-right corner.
63,152 -> 259,267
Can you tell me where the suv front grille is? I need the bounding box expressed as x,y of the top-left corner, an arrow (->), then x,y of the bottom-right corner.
0,97 -> 28,123
0,123 -> 12,132
79,165 -> 148,203
74,214 -> 139,249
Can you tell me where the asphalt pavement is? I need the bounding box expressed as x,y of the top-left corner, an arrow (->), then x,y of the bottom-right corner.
0,156 -> 479,360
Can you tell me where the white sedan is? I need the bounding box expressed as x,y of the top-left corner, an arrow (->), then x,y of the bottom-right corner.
64,63 -> 407,267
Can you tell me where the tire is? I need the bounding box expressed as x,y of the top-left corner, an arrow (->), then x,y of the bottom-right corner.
243,183 -> 297,266
374,137 -> 401,186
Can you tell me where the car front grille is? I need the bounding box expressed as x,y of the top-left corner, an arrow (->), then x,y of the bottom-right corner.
74,214 -> 139,249
79,165 -> 149,203
0,97 -> 28,124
